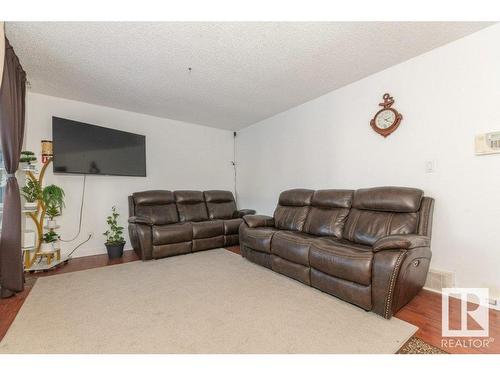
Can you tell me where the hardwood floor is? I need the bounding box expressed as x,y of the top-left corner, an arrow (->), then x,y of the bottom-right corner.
1,246 -> 498,354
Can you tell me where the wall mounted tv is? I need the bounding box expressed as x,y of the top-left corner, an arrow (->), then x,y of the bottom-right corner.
52,117 -> 146,177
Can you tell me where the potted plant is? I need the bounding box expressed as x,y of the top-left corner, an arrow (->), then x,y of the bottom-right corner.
43,184 -> 65,210
21,175 -> 42,210
103,206 -> 125,259
42,184 -> 65,229
41,230 -> 59,253
46,204 -> 60,229
20,150 -> 37,171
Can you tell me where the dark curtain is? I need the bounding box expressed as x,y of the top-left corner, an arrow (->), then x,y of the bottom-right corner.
0,38 -> 26,298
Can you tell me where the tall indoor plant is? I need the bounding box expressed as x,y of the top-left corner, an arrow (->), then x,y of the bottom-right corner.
103,206 -> 126,259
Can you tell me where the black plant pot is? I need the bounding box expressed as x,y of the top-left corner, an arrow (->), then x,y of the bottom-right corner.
105,242 -> 125,259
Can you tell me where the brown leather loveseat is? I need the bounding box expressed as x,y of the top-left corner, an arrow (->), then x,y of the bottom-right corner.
128,190 -> 255,260
239,187 -> 434,319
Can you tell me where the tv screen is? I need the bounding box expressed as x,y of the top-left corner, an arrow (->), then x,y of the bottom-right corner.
52,117 -> 146,177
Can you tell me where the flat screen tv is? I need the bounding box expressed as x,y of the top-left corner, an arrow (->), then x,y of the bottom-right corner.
52,117 -> 146,176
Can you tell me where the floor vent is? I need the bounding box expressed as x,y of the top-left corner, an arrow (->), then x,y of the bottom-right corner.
424,269 -> 455,292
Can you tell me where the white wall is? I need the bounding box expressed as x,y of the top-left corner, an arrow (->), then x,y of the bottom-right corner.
25,92 -> 234,257
237,24 -> 500,298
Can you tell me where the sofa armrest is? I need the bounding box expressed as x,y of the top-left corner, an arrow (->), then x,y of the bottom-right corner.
234,208 -> 257,218
373,234 -> 430,252
372,247 -> 432,318
128,216 -> 154,226
242,214 -> 274,228
128,221 -> 153,260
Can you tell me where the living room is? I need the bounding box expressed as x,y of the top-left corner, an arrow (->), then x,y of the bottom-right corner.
1,0 -> 499,371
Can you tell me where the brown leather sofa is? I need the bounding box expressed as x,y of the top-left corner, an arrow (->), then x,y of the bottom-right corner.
128,190 -> 255,260
239,187 -> 434,319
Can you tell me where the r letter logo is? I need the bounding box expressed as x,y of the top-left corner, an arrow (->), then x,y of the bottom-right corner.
442,288 -> 489,337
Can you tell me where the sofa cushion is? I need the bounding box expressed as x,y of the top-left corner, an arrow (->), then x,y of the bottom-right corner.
271,231 -> 317,266
353,186 -> 423,213
309,238 -> 373,286
239,225 -> 279,253
133,190 -> 178,225
133,190 -> 175,206
273,189 -> 314,231
341,184 -> 423,247
204,190 -> 237,220
192,220 -> 224,239
278,189 -> 314,206
174,190 -> 209,222
343,208 -> 418,246
223,218 -> 243,235
304,189 -> 353,238
152,223 -> 193,245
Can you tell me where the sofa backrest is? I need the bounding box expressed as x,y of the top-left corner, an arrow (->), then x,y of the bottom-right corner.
204,190 -> 237,220
273,189 -> 314,231
174,190 -> 209,222
303,189 -> 353,238
343,187 -> 423,246
130,190 -> 179,225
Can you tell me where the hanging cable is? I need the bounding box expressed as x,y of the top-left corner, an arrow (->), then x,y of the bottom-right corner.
232,131 -> 238,207
66,234 -> 92,259
60,174 -> 86,242
59,174 -> 91,259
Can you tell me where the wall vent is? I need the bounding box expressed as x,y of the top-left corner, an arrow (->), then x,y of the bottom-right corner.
424,269 -> 455,292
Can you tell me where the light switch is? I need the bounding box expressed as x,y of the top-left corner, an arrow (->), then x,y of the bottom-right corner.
425,160 -> 435,173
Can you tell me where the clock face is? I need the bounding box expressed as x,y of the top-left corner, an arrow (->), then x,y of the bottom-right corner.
375,109 -> 396,129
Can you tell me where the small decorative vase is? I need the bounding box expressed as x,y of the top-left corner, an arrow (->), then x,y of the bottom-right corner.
47,219 -> 57,229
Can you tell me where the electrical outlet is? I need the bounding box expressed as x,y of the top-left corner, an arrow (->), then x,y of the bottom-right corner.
425,160 -> 436,173
488,298 -> 500,311
87,232 -> 94,238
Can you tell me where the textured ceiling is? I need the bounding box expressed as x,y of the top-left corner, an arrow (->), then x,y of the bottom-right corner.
6,22 -> 492,130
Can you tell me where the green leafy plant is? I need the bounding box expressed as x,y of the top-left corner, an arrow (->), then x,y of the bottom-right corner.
21,175 -> 43,203
43,231 -> 59,243
20,150 -> 37,165
103,206 -> 125,245
43,184 -> 65,212
46,204 -> 60,220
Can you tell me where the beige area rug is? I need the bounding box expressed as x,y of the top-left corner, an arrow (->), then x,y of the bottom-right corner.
0,249 -> 417,354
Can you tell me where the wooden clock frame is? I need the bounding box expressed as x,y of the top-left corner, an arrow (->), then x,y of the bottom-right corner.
370,93 -> 403,138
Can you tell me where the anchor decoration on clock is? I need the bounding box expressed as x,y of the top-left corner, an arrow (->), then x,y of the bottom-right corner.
370,93 -> 403,137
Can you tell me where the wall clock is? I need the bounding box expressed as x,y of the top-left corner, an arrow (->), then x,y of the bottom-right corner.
370,93 -> 403,137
